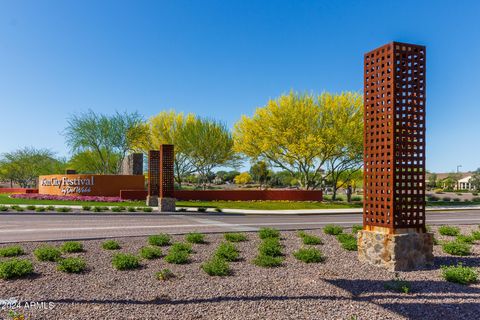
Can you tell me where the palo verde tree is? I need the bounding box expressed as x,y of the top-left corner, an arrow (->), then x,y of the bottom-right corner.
0,147 -> 66,187
234,91 -> 363,190
135,111 -> 196,187
64,110 -> 147,174
177,117 -> 238,188
321,92 -> 363,199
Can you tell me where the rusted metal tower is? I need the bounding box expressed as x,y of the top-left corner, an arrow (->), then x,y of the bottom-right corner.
358,42 -> 433,271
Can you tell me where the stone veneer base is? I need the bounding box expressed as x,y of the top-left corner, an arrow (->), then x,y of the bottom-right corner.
159,197 -> 176,212
146,196 -> 158,207
357,230 -> 434,271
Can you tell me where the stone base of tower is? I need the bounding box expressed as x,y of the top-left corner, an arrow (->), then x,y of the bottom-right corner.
357,229 -> 434,271
146,196 -> 158,207
158,197 -> 176,212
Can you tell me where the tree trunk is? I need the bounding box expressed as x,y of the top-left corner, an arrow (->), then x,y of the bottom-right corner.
332,188 -> 337,201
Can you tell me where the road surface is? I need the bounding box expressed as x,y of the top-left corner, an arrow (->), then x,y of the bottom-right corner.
1,210 -> 480,243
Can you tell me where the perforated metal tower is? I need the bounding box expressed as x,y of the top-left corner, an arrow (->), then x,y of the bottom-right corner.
363,42 -> 426,234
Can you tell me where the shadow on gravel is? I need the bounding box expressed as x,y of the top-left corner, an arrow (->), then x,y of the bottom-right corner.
432,256 -> 480,268
326,278 -> 480,319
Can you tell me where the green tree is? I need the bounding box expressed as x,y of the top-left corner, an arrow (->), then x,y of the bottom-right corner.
68,150 -> 121,174
0,147 -> 66,187
136,111 -> 196,186
427,172 -> 438,189
64,110 -> 147,174
470,169 -> 480,191
177,117 -> 238,188
234,91 -> 363,189
249,161 -> 270,188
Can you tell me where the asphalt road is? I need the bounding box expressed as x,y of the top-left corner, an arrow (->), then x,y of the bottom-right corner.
1,210 -> 480,243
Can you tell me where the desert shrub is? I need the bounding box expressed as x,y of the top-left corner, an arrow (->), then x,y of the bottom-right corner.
384,274 -> 411,294
0,246 -> 24,257
297,232 -> 323,245
323,224 -> 343,235
0,259 -> 34,279
46,205 -> 55,211
351,225 -> 363,234
92,207 -> 103,212
156,268 -> 174,281
141,207 -> 153,212
434,188 -> 444,194
170,242 -> 193,253
442,241 -> 471,256
118,206 -> 126,211
336,234 -> 358,251
0,205 -> 9,212
26,205 -> 36,210
258,238 -> 283,257
197,207 -> 207,212
442,196 -> 451,202
253,254 -> 283,268
127,207 -> 136,212
186,232 -> 206,244
202,256 -> 231,276
60,241 -> 84,253
102,240 -> 121,250
215,242 -> 239,262
427,195 -> 439,202
471,231 -> 480,240
111,207 -> 122,212
56,207 -> 71,213
139,246 -> 162,260
35,207 -> 46,212
224,233 -> 247,242
293,247 -> 325,263
112,253 -> 140,270
148,234 -> 171,246
351,196 -> 362,201
82,206 -> 91,211
456,235 -> 475,244
258,228 -> 280,239
57,257 -> 87,273
34,246 -> 62,262
215,208 -> 223,212
176,208 -> 187,212
442,264 -> 478,285
14,206 -> 24,212
165,248 -> 190,264
473,197 -> 480,202
438,225 -> 460,236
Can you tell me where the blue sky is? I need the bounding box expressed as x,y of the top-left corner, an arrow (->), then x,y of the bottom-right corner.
0,0 -> 479,173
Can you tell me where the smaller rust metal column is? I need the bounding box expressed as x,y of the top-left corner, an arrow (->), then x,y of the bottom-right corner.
158,144 -> 176,212
146,150 -> 160,206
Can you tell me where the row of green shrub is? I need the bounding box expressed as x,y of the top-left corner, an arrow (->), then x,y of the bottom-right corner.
323,224 -> 358,251
0,205 -> 71,212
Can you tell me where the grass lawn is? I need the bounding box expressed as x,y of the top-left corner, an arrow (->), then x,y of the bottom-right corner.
1,194 -> 478,211
176,200 -> 363,210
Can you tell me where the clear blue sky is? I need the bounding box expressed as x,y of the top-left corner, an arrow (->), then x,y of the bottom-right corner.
1,0 -> 479,173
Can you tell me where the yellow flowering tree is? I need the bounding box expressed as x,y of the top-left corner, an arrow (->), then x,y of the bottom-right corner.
233,91 -> 363,190
135,110 -> 196,186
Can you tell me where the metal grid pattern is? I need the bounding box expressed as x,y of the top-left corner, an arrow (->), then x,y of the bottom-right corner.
148,150 -> 160,197
159,144 -> 175,198
363,42 -> 426,232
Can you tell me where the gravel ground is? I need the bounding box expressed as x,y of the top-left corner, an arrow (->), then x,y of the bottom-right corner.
0,225 -> 479,320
